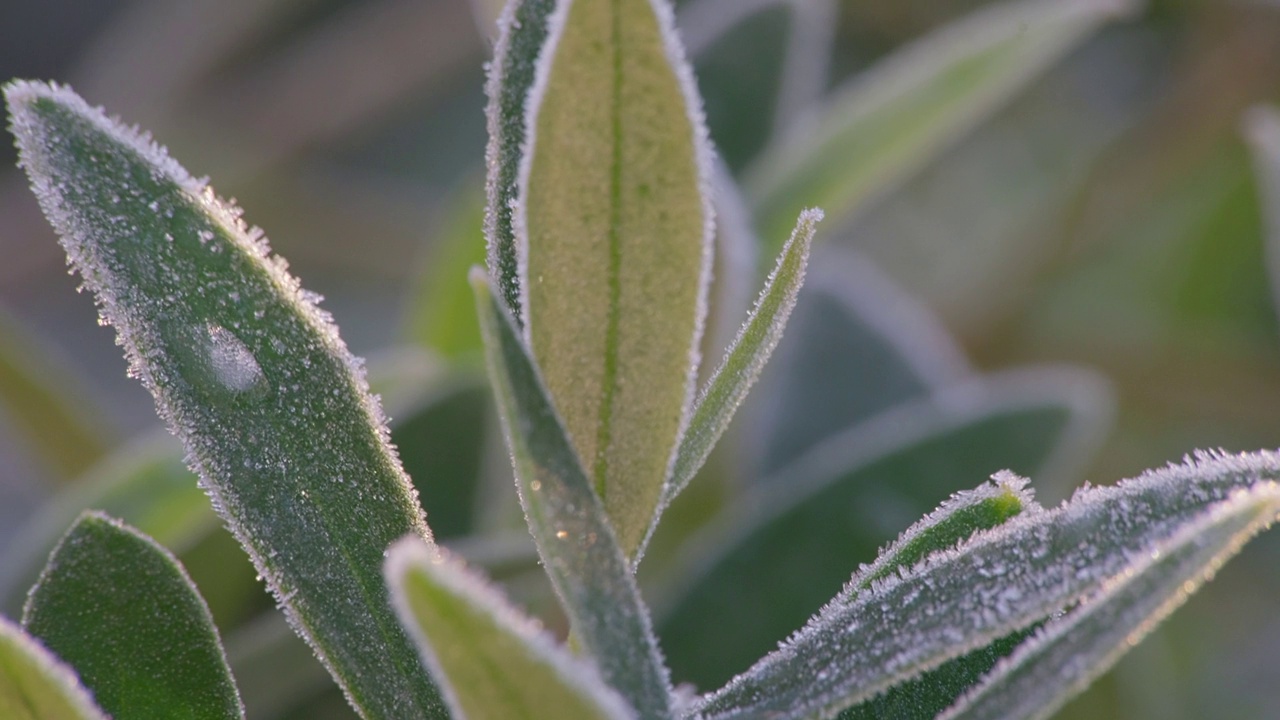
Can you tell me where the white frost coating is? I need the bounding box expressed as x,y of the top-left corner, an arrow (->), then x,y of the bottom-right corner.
0,616 -> 109,720
205,324 -> 266,394
700,159 -> 760,383
385,538 -> 637,720
940,483 -> 1280,720
697,450 -> 1280,720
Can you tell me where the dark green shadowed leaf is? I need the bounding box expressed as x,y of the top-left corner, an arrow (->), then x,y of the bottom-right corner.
472,271 -> 673,720
22,512 -> 242,719
748,0 -> 1134,248
657,371 -> 1107,691
485,0 -> 558,319
0,616 -> 107,720
386,539 -> 635,720
6,81 -> 443,719
519,0 -> 714,557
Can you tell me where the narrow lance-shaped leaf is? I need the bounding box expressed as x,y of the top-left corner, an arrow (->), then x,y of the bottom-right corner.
0,616 -> 108,720
697,450 -> 1280,720
748,0 -> 1134,247
643,208 -> 820,554
22,512 -> 243,720
517,0 -> 715,557
473,271 -> 673,720
386,538 -> 636,720
485,0 -> 558,319
940,483 -> 1280,720
1243,105 -> 1280,319
6,81 -> 443,719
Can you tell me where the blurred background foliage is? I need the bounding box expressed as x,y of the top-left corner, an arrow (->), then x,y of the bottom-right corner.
2,0 -> 1280,718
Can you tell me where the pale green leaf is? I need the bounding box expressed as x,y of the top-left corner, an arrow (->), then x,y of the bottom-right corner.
646,208 -> 821,553
748,0 -> 1134,247
0,615 -> 107,720
697,450 -> 1280,720
472,271 -> 673,720
518,0 -> 714,556
23,512 -> 243,719
387,538 -> 635,720
940,483 -> 1280,720
1244,104 -> 1280,317
6,80 -> 443,719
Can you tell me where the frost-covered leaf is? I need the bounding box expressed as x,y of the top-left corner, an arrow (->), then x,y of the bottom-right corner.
657,370 -> 1105,690
0,431 -> 208,614
387,538 -> 635,720
517,0 -> 715,557
1244,105 -> 1280,318
697,450 -> 1280,720
23,512 -> 242,719
940,483 -> 1280,720
747,0 -> 1134,246
472,272 -> 673,719
485,0 -> 557,319
699,162 -> 761,386
0,305 -> 110,480
751,247 -> 971,477
6,81 -> 443,719
0,615 -> 107,720
649,208 -> 821,546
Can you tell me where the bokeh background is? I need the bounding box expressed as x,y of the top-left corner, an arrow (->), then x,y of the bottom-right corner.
2,0 -> 1280,717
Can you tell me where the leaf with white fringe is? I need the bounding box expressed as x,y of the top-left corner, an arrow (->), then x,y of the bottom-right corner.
939,483 -> 1280,720
386,538 -> 635,720
748,0 -> 1136,247
697,450 -> 1280,720
516,0 -> 715,558
0,616 -> 107,720
472,272 -> 673,720
5,80 -> 443,720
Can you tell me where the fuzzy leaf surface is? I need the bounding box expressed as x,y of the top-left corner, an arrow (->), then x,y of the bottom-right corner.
473,273 -> 673,719
940,484 -> 1280,720
698,450 -> 1280,720
658,372 -> 1101,690
0,616 -> 107,720
519,0 -> 713,556
387,538 -> 635,720
22,512 -> 242,719
748,0 -> 1132,246
6,81 -> 442,719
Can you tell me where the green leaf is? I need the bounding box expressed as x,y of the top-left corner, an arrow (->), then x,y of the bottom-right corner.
6,81 -> 443,719
748,0 -> 1133,247
0,305 -> 110,480
22,511 -> 242,719
224,613 -> 335,720
0,431 -> 211,614
472,272 -> 673,720
1244,104 -> 1280,313
648,208 -> 821,547
485,0 -> 558,320
696,450 -> 1280,720
939,483 -> 1280,720
0,616 -> 107,720
386,538 -> 635,720
656,370 -> 1108,691
517,0 -> 714,556
750,246 -> 971,477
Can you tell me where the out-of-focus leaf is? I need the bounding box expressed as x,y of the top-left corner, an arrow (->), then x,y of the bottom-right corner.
23,512 -> 242,719
387,539 -> 635,720
0,305 -> 110,480
517,0 -> 714,557
403,181 -> 487,359
0,615 -> 107,720
225,612 -> 334,720
472,272 -> 673,719
646,208 -> 820,553
750,247 -> 971,477
1244,105 -> 1280,317
7,81 -> 443,719
657,369 -> 1109,690
748,0 -> 1134,247
940,484 -> 1280,720
697,451 -> 1280,720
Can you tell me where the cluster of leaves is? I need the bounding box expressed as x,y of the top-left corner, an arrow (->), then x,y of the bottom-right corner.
3,0 -> 1280,719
